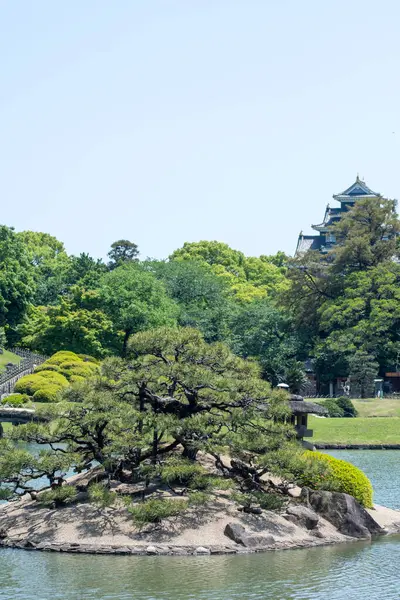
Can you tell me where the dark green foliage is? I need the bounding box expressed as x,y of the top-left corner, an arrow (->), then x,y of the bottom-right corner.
232,491 -> 284,511
320,398 -> 345,418
108,240 -> 139,270
336,396 -> 358,417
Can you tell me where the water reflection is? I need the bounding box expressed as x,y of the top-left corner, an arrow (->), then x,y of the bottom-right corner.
2,536 -> 400,600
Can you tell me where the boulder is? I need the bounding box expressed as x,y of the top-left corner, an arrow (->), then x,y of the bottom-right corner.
285,505 -> 319,530
146,545 -> 158,555
224,523 -> 275,548
303,488 -> 383,539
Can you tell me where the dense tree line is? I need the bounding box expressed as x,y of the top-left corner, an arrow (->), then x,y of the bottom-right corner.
0,192 -> 399,394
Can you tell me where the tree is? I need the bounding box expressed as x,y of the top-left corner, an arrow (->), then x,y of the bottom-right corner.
146,259 -> 237,342
107,240 -> 139,270
0,225 -> 35,336
1,327 -> 296,502
228,299 -> 302,386
18,301 -> 115,358
330,196 -> 400,273
348,351 -> 378,398
17,231 -> 71,305
171,241 -> 289,302
98,263 -> 178,355
66,253 -> 108,289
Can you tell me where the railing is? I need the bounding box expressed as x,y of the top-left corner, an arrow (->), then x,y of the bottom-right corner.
0,348 -> 48,397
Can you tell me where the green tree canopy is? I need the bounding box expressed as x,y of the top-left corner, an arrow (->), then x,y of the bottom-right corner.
107,240 -> 139,270
99,263 -> 178,355
0,225 -> 35,335
1,327 -> 295,501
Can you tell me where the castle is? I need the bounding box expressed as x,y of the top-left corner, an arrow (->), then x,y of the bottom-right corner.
296,176 -> 381,255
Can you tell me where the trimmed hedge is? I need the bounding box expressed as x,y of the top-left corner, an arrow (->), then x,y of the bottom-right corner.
301,451 -> 373,508
33,385 -> 62,403
1,393 -> 30,406
17,350 -> 99,402
15,372 -> 69,396
45,351 -> 81,366
33,364 -> 61,373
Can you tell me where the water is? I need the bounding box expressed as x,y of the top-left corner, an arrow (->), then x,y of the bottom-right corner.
1,450 -> 400,600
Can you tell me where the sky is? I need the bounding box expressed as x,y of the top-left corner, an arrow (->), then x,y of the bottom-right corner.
1,0 -> 399,261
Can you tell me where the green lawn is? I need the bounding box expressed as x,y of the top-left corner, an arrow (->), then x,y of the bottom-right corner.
309,415 -> 400,445
0,350 -> 22,373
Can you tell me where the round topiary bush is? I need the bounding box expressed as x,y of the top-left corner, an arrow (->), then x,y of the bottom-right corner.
34,364 -> 61,374
58,361 -> 99,380
301,451 -> 373,508
15,372 -> 69,396
1,393 -> 30,406
45,351 -> 82,366
77,354 -> 100,364
33,385 -> 62,403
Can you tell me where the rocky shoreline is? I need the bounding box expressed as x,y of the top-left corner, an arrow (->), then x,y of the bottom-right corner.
1,487 -> 400,557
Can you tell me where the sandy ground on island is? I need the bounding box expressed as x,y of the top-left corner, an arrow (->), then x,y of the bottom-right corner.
2,492 -> 399,554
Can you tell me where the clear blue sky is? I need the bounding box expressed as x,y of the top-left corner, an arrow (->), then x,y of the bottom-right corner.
1,0 -> 399,260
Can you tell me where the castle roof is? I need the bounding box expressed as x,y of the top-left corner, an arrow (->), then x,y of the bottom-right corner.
333,176 -> 379,202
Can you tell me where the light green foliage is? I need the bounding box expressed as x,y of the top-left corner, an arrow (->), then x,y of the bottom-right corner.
15,351 -> 98,401
88,482 -> 117,508
19,300 -> 115,358
38,485 -> 77,507
160,458 -> 205,485
32,385 -> 63,403
170,241 -> 289,302
127,498 -> 188,525
99,263 -> 179,355
1,393 -> 30,406
309,416 -> 400,445
187,491 -> 210,505
301,451 -> 373,508
15,372 -> 69,396
16,230 -> 71,305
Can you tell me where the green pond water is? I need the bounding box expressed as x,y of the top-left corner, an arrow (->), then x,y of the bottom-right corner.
1,450 -> 399,600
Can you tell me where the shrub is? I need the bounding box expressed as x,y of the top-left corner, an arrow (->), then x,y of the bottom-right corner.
59,362 -> 99,380
160,458 -> 205,485
301,451 -> 373,508
128,498 -> 188,525
45,351 -> 82,366
336,396 -> 358,418
34,364 -> 61,374
320,398 -> 345,418
77,354 -> 100,364
188,491 -> 210,506
88,483 -> 117,508
33,385 -> 62,403
15,372 -> 69,396
1,393 -> 30,406
68,375 -> 85,384
38,485 -> 77,507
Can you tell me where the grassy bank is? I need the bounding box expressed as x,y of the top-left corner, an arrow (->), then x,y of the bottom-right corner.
0,350 -> 21,373
309,416 -> 400,445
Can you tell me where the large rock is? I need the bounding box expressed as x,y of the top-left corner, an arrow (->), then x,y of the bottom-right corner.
224,523 -> 275,548
303,489 -> 383,539
285,505 -> 319,530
